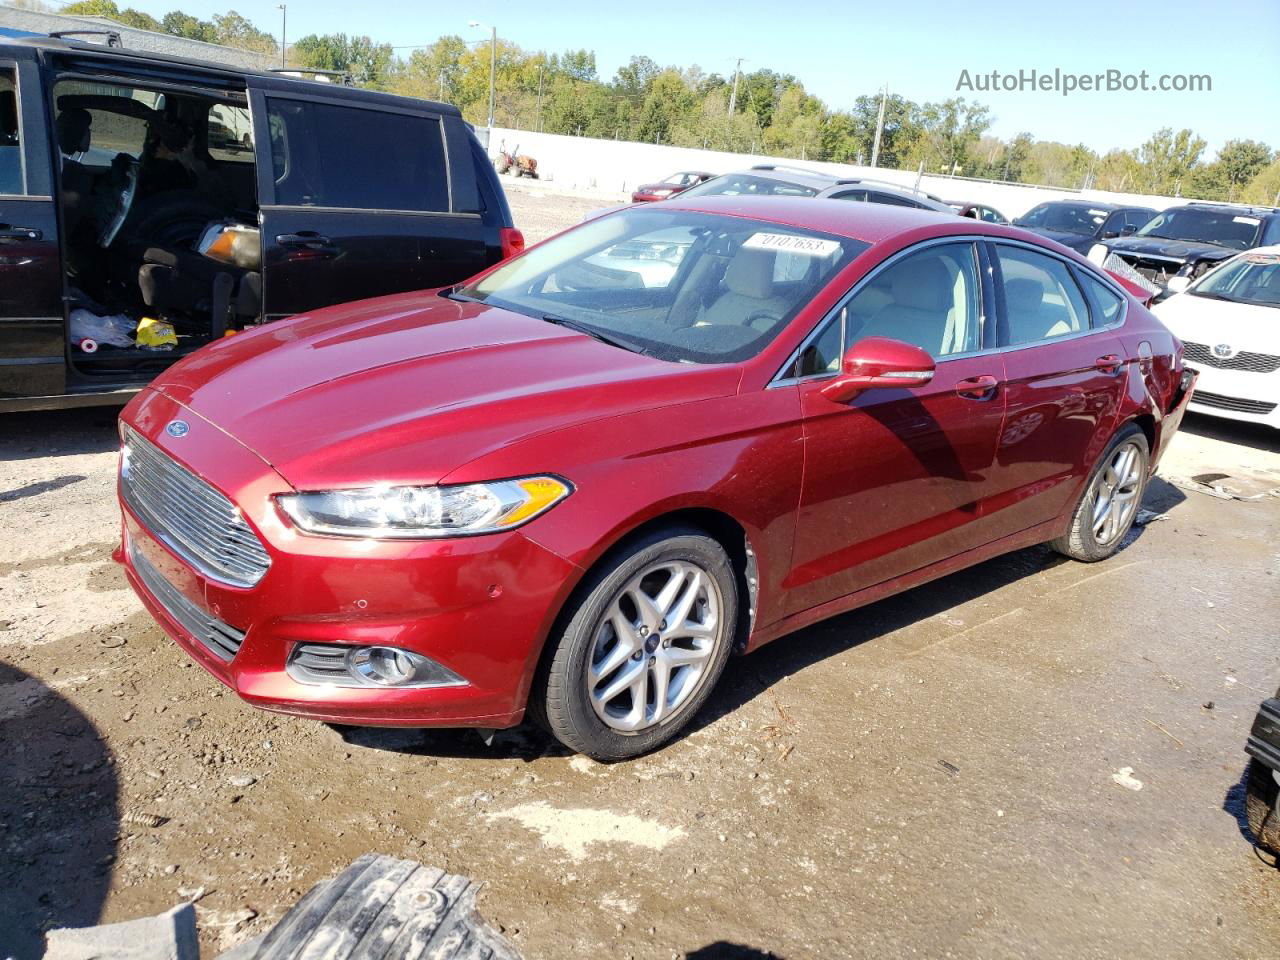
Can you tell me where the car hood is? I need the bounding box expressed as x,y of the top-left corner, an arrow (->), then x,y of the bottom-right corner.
1019,227 -> 1094,252
1101,236 -> 1239,262
1152,293 -> 1280,353
150,291 -> 740,489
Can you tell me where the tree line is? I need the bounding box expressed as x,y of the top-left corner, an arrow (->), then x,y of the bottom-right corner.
50,2 -> 1280,204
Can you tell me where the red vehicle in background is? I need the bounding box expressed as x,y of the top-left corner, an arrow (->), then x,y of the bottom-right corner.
631,170 -> 715,202
116,198 -> 1196,760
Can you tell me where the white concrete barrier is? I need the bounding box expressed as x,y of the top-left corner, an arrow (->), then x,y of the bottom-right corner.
488,126 -> 1179,220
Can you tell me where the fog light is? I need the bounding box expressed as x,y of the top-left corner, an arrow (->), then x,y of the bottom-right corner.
347,646 -> 464,687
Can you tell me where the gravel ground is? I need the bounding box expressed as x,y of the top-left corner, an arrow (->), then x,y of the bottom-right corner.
2,186 -> 1279,959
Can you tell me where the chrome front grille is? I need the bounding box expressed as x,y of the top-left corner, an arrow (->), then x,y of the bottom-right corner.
1184,341 -> 1280,374
121,426 -> 271,588
129,537 -> 246,661
1189,389 -> 1278,415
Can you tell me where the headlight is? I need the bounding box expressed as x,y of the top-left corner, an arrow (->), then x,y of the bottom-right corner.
278,476 -> 572,539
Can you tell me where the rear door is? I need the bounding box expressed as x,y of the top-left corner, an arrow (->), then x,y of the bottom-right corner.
249,85 -> 486,320
0,56 -> 65,402
981,240 -> 1128,540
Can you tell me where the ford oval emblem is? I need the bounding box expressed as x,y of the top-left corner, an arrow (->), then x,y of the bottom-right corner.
165,420 -> 190,438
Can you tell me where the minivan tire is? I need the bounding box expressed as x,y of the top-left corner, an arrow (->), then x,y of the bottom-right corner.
1245,758 -> 1280,856
538,525 -> 737,760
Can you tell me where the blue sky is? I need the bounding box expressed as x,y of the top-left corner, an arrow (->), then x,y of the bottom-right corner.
84,0 -> 1280,154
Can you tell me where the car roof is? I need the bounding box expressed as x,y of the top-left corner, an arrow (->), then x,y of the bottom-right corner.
1,35 -> 462,117
660,194 -> 1013,246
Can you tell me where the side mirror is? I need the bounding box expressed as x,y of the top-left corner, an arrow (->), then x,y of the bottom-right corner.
1101,230 -> 1120,239
1119,224 -> 1137,237
820,337 -> 936,403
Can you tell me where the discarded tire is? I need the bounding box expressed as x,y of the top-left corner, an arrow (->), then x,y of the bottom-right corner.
246,855 -> 520,960
1245,758 -> 1280,856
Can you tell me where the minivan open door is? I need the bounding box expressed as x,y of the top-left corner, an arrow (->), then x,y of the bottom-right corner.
0,57 -> 65,405
247,81 -> 488,321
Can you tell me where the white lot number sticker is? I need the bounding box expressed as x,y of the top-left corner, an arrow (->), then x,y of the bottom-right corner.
1233,216 -> 1261,225
744,232 -> 842,257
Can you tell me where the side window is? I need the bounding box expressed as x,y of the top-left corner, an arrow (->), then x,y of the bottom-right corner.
0,68 -> 22,194
1125,209 -> 1152,231
207,104 -> 253,163
845,243 -> 982,358
266,98 -> 448,212
831,189 -> 869,202
981,207 -> 1002,223
996,246 -> 1091,345
795,306 -> 844,377
1080,272 -> 1125,326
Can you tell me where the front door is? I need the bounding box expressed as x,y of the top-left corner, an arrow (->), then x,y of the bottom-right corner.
785,240 -> 1008,614
0,59 -> 64,402
249,87 -> 487,320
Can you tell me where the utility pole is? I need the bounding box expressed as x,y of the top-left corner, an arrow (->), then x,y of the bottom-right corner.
277,4 -> 286,67
727,57 -> 744,116
469,22 -> 497,145
869,84 -> 887,168
535,60 -> 545,133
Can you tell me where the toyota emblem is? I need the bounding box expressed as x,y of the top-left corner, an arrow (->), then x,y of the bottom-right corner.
1210,343 -> 1237,360
165,420 -> 191,438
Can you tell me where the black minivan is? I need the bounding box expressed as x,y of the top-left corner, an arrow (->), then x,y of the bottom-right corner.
0,36 -> 520,412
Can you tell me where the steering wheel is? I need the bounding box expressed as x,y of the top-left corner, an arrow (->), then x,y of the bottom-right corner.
98,157 -> 139,248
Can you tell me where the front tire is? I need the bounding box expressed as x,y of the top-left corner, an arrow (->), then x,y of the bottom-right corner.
1051,424 -> 1149,562
539,526 -> 737,760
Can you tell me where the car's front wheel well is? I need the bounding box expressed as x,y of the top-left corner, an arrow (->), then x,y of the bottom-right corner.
525,508 -> 757,726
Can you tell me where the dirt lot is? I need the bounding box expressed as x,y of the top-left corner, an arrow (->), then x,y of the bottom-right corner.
2,185 -> 1279,960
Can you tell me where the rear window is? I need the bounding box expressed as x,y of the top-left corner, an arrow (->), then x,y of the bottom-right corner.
266,98 -> 448,212
680,173 -> 819,199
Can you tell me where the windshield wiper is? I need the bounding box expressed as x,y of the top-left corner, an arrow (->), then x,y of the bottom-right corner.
541,313 -> 651,357
440,287 -> 481,303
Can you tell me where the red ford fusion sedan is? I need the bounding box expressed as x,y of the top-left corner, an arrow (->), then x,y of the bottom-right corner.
115,197 -> 1196,759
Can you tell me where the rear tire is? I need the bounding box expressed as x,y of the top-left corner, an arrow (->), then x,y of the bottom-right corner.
1245,758 -> 1280,856
538,525 -> 736,760
1051,423 -> 1149,562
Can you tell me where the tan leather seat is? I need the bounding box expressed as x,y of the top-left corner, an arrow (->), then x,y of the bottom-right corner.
858,257 -> 952,355
698,250 -> 788,331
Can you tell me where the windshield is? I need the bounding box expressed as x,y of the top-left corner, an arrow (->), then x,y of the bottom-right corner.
1190,252 -> 1280,308
679,173 -> 819,199
1015,203 -> 1108,236
457,208 -> 864,364
1136,208 -> 1262,250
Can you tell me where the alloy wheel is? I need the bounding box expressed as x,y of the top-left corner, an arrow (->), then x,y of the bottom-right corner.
586,560 -> 723,734
1090,441 -> 1144,546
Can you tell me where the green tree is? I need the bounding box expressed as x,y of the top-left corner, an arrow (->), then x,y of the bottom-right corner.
635,70 -> 696,144
61,0 -> 161,32
1137,128 -> 1207,195
1241,158 -> 1280,206
293,34 -> 394,89
909,98 -> 992,175
161,12 -> 215,42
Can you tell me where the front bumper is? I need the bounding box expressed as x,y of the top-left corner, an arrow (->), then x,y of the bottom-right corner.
1247,697 -> 1280,773
115,391 -> 581,728
1183,365 -> 1280,428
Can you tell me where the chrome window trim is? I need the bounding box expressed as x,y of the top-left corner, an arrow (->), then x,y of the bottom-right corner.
770,235 -> 991,388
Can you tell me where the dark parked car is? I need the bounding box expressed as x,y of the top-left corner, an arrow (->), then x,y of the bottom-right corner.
1013,200 -> 1156,255
630,170 -> 714,203
0,36 -> 521,413
947,200 -> 1008,223
1089,202 -> 1280,298
1245,685 -> 1280,856
117,196 -> 1194,759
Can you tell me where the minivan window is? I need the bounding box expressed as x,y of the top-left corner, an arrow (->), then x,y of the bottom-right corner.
266,99 -> 448,212
0,69 -> 21,194
207,104 -> 253,163
997,246 -> 1091,344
